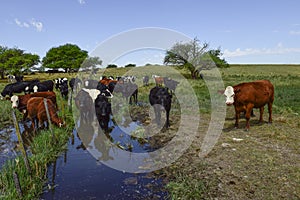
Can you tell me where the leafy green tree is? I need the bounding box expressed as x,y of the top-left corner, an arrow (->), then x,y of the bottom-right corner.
207,49 -> 229,68
106,64 -> 118,68
0,45 -> 39,79
164,38 -> 228,79
42,43 -> 88,73
81,56 -> 102,72
125,63 -> 136,68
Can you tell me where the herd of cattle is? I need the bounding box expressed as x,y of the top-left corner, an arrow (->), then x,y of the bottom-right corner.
0,75 -> 180,132
0,73 -> 275,132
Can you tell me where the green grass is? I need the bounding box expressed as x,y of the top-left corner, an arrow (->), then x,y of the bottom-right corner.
0,87 -> 74,199
0,65 -> 299,199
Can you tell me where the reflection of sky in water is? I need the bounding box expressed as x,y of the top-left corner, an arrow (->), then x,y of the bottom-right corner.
0,123 -> 29,168
84,118 -> 155,173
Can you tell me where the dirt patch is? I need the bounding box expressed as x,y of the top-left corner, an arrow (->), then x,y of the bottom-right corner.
149,111 -> 300,199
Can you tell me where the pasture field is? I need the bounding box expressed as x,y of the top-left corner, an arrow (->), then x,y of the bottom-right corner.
0,64 -> 299,199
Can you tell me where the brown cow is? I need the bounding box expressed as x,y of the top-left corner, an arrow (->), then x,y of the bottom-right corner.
26,97 -> 63,131
10,91 -> 57,120
152,75 -> 164,86
223,80 -> 274,130
100,78 -> 117,86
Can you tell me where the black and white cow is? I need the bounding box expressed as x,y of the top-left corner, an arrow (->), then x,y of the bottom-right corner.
25,80 -> 54,93
1,80 -> 38,98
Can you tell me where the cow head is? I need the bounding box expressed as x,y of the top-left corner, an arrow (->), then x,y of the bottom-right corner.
10,95 -> 19,108
224,86 -> 235,105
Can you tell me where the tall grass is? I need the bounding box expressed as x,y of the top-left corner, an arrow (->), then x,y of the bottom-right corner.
0,89 -> 74,199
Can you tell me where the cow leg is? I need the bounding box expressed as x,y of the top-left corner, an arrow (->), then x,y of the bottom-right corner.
234,110 -> 240,128
154,105 -> 161,127
165,110 -> 170,128
31,119 -> 35,130
259,107 -> 264,123
268,102 -> 273,124
245,105 -> 254,130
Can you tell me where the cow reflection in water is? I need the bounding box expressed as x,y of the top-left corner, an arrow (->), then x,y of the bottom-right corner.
75,120 -> 95,150
76,116 -> 114,162
21,122 -> 36,147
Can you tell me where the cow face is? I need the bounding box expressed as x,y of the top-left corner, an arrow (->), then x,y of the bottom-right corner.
11,95 -> 19,108
224,86 -> 235,105
33,85 -> 38,93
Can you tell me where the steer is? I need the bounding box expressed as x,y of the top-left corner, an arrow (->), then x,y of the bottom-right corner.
149,86 -> 172,128
74,89 -> 94,123
10,91 -> 57,121
223,80 -> 274,130
163,77 -> 179,94
1,80 -> 39,98
95,94 -> 111,132
25,80 -> 54,93
26,97 -> 63,131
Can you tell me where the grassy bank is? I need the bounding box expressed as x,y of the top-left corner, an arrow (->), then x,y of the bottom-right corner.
0,86 -> 74,199
163,64 -> 300,199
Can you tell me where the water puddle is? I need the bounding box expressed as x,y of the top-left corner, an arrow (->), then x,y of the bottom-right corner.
41,126 -> 168,199
0,122 -> 33,168
1,108 -> 170,199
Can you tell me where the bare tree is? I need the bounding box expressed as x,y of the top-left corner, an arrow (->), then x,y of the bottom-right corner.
164,38 -> 223,79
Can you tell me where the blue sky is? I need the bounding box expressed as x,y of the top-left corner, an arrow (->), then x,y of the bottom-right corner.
1,0 -> 300,66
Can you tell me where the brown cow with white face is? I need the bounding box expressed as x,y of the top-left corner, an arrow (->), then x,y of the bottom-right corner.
10,91 -> 57,121
26,97 -> 63,131
223,80 -> 274,130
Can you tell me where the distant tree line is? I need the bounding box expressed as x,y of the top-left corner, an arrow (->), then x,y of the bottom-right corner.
0,38 -> 229,79
0,43 -> 102,79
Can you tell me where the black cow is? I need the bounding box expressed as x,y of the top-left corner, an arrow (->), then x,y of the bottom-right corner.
149,86 -> 172,128
95,94 -> 111,131
74,89 -> 94,123
84,79 -> 99,89
15,75 -> 24,82
25,80 -> 54,93
1,80 -> 38,98
163,78 -> 179,94
114,82 -> 138,105
59,81 -> 69,99
69,77 -> 82,92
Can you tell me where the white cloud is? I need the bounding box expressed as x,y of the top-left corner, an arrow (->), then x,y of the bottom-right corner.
78,0 -> 86,4
289,30 -> 300,35
30,18 -> 43,32
223,43 -> 300,58
14,18 -> 29,28
14,18 -> 43,32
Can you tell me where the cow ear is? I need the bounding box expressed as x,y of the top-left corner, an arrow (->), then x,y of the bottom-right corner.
217,89 -> 225,94
234,88 -> 240,93
5,96 -> 10,101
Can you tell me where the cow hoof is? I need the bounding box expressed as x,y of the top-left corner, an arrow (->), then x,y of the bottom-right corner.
244,128 -> 249,132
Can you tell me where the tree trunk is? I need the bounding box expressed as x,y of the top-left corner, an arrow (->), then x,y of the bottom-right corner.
0,70 -> 4,79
